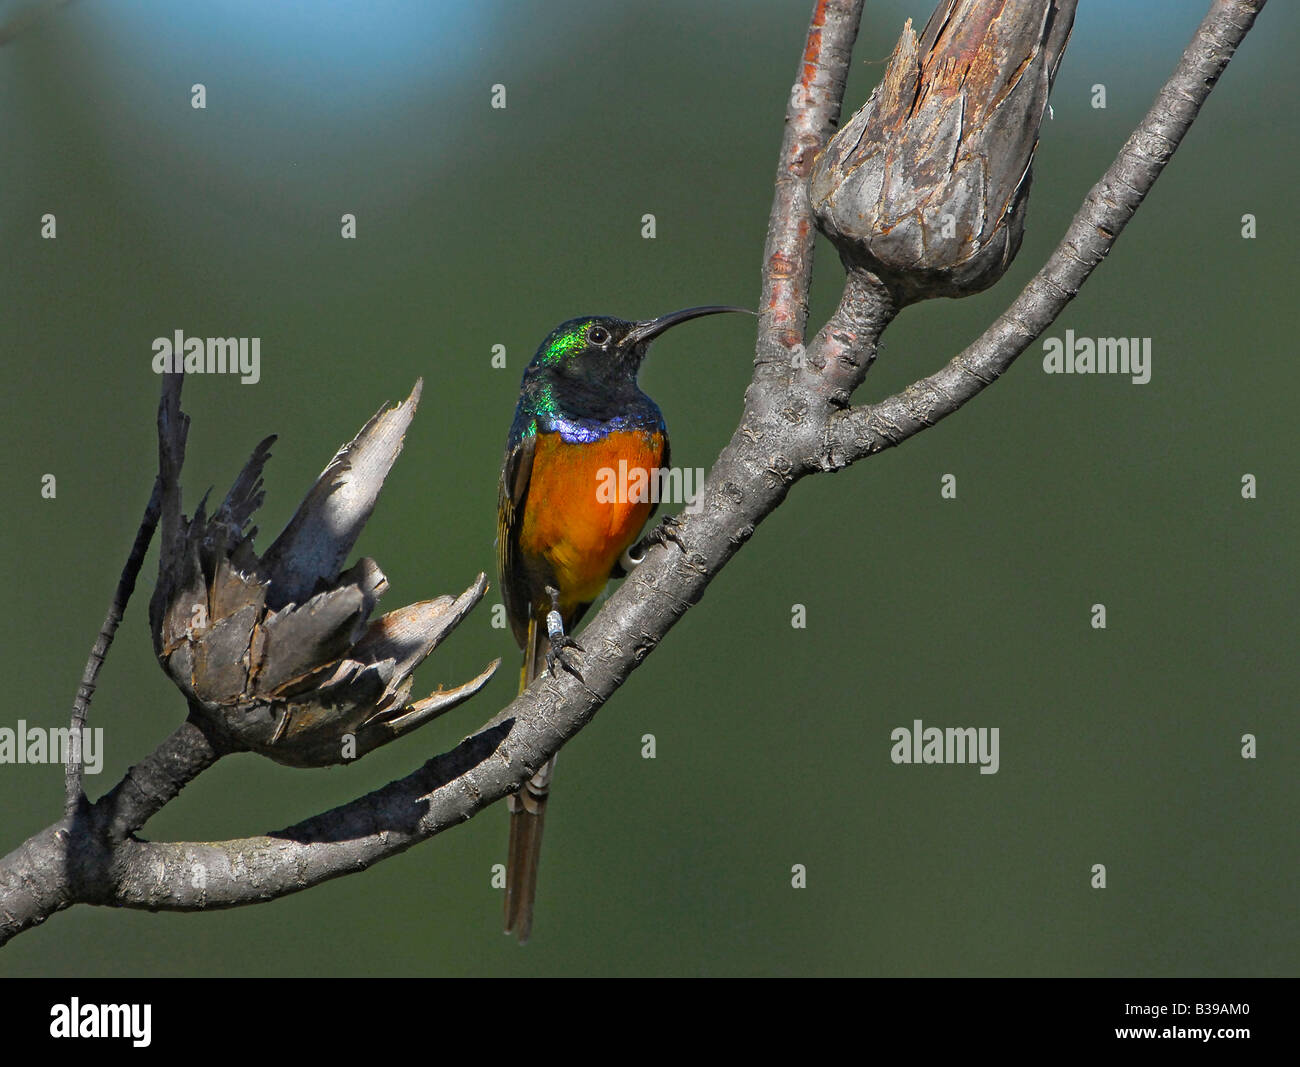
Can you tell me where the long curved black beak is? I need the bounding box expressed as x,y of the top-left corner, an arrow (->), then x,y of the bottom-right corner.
624,305 -> 752,347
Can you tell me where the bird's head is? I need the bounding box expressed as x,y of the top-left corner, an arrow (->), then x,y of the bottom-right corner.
524,306 -> 750,391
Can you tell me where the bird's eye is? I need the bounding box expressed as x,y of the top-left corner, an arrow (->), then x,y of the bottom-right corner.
586,325 -> 611,346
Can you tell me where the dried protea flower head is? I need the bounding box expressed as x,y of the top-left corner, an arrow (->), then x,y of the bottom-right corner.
148,376 -> 498,768
810,0 -> 1076,303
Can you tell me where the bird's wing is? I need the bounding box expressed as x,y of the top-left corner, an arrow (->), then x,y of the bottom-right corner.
647,433 -> 669,527
497,428 -> 537,650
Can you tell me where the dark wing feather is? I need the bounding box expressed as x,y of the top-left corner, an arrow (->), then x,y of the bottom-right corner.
647,434 -> 669,528
497,431 -> 537,650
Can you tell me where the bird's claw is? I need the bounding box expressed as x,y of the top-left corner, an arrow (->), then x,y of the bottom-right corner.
546,635 -> 585,682
647,514 -> 688,551
625,514 -> 688,571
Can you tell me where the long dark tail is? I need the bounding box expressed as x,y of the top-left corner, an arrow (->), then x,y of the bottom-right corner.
504,615 -> 554,942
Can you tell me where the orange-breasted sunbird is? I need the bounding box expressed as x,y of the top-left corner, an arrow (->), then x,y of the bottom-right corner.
496,306 -> 747,941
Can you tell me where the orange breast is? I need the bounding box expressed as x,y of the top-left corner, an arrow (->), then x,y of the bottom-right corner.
518,429 -> 666,612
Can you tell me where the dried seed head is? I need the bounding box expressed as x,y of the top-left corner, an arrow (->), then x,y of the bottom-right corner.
149,379 -> 498,767
810,0 -> 1076,303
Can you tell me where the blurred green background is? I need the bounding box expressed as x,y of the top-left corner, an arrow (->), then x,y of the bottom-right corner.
1,0 -> 1295,976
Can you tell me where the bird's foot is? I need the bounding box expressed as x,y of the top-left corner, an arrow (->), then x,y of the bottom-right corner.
621,514 -> 688,572
543,587 -> 585,682
545,632 -> 585,682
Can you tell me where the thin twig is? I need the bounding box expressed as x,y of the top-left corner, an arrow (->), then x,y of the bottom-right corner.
757,0 -> 865,371
64,479 -> 162,814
